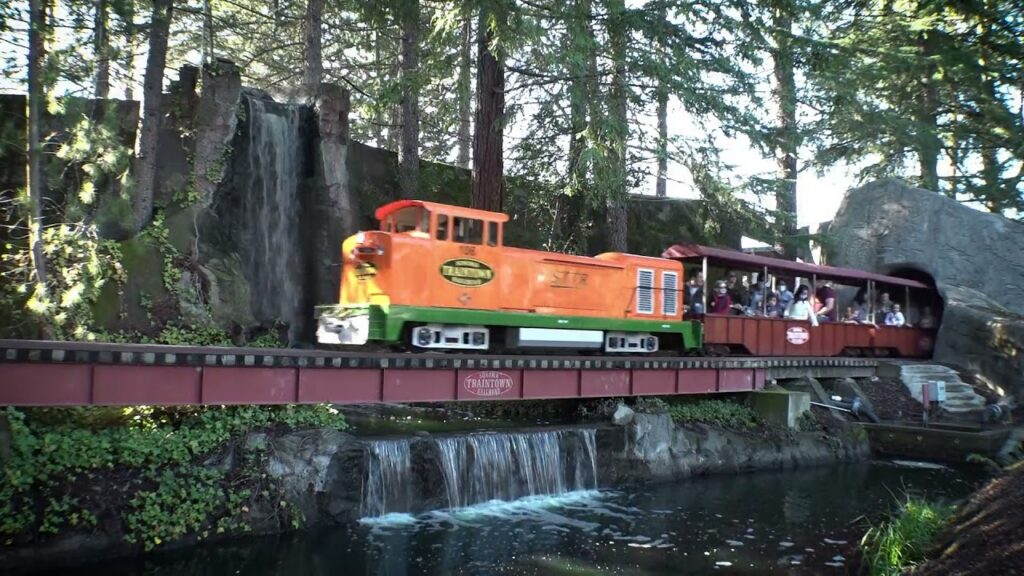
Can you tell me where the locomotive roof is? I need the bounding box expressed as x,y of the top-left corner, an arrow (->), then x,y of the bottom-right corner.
661,244 -> 931,289
375,200 -> 510,223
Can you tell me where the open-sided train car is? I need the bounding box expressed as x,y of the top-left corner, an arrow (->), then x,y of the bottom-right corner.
662,244 -> 939,358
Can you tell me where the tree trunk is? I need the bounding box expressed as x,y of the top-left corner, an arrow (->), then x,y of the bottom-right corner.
372,31 -> 384,147
386,33 -> 400,152
397,0 -> 420,198
654,7 -> 667,198
201,0 -> 213,64
604,0 -> 628,252
916,32 -> 940,192
455,15 -> 472,169
304,0 -> 323,100
27,0 -> 53,337
132,0 -> 173,233
560,0 -> 595,253
93,0 -> 109,98
471,8 -> 504,212
771,0 -> 797,259
123,3 -> 135,101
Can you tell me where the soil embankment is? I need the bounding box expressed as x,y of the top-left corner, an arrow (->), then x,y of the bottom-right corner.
912,462 -> 1024,575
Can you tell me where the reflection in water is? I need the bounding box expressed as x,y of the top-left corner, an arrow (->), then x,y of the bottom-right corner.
27,461 -> 983,576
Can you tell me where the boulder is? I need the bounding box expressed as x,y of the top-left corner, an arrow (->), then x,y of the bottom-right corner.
827,179 -> 1024,401
611,404 -> 635,426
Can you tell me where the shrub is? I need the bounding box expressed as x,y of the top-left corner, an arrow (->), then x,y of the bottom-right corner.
665,399 -> 760,429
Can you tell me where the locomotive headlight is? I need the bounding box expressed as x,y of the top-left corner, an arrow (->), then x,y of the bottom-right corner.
417,327 -> 433,346
355,232 -> 366,243
645,336 -> 657,351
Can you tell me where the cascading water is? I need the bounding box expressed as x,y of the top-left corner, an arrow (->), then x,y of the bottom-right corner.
435,429 -> 598,510
243,95 -> 305,345
361,439 -> 414,517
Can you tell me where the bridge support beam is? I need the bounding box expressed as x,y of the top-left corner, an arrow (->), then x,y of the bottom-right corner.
749,389 -> 811,429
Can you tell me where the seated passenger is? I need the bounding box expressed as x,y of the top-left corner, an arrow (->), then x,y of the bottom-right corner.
777,281 -> 794,309
725,271 -> 749,310
884,303 -> 906,327
815,279 -> 838,322
875,292 -> 893,324
748,280 -> 766,313
918,306 -> 937,329
709,281 -> 732,314
842,306 -> 857,323
764,294 -> 783,318
784,285 -> 819,326
684,270 -> 704,316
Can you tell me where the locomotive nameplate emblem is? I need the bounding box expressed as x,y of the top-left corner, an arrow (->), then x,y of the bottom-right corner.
786,326 -> 810,345
440,258 -> 495,287
463,371 -> 514,397
354,262 -> 377,280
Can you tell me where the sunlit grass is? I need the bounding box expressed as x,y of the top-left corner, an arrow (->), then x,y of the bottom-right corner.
860,498 -> 954,576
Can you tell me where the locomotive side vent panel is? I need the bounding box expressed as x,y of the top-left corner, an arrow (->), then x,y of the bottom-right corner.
637,269 -> 655,314
662,271 -> 679,316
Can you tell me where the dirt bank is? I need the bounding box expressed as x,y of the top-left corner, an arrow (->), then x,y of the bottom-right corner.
912,462 -> 1024,575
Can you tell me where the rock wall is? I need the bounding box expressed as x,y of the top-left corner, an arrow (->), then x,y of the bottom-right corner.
827,179 -> 1024,401
596,414 -> 869,485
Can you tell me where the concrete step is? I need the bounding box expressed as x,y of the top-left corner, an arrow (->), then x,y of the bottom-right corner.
898,363 -> 988,414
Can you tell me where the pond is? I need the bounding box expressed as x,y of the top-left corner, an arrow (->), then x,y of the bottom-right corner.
38,460 -> 984,576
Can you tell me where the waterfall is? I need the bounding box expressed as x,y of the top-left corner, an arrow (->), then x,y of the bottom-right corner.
435,429 -> 598,510
361,439 -> 414,518
243,96 -> 305,345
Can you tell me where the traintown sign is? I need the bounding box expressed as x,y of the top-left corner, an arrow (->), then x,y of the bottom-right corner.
462,370 -> 515,397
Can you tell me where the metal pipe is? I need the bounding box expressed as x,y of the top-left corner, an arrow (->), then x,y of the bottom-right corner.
810,401 -> 853,413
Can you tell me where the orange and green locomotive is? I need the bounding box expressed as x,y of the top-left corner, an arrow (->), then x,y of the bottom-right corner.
315,200 -> 703,354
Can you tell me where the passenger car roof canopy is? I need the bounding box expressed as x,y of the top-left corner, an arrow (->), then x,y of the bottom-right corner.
662,244 -> 931,289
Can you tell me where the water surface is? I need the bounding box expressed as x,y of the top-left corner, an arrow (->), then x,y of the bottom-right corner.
44,460 -> 983,576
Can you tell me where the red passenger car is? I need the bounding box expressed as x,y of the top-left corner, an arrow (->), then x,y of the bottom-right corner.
662,245 -> 939,358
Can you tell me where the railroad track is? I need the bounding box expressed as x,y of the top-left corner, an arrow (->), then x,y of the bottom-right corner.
0,339 -> 879,371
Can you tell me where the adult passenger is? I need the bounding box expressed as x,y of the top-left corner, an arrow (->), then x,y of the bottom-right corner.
876,292 -> 893,324
777,280 -> 794,309
784,285 -> 819,327
748,279 -> 767,314
919,306 -> 937,329
815,279 -> 838,322
684,270 -> 704,316
725,271 -> 749,311
884,303 -> 906,327
710,281 -> 732,315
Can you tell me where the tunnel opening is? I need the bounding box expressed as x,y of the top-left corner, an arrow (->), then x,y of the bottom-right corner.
879,265 -> 944,327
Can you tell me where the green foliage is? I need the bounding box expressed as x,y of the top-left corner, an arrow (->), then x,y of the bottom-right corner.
140,210 -> 182,295
665,399 -> 761,429
95,322 -> 285,348
795,410 -> 820,432
0,221 -> 123,341
860,498 -> 954,576
0,404 -> 346,548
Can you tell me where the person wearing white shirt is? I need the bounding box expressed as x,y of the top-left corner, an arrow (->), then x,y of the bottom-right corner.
885,303 -> 906,327
784,285 -> 819,327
